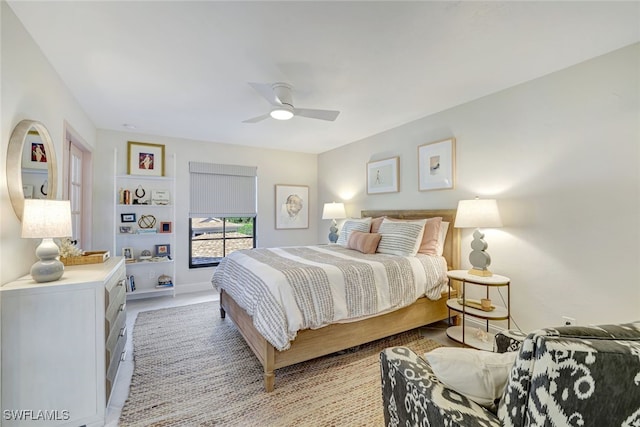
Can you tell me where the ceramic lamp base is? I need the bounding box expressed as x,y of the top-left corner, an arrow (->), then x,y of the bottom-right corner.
31,237 -> 65,283
328,221 -> 339,243
31,259 -> 64,282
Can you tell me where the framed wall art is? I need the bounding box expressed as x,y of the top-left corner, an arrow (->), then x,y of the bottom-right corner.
275,184 -> 309,229
127,141 -> 165,177
367,157 -> 399,194
160,222 -> 172,233
418,138 -> 455,191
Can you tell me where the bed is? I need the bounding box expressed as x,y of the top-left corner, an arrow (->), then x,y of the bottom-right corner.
212,209 -> 460,391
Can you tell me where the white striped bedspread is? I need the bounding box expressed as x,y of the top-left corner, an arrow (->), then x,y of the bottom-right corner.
211,245 -> 448,351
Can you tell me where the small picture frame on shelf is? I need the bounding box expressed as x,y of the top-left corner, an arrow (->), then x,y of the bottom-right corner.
122,247 -> 134,260
160,222 -> 172,233
119,226 -> 133,234
121,213 -> 136,223
151,189 -> 170,205
155,244 -> 170,257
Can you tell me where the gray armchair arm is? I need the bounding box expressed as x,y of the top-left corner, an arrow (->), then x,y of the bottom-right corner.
498,323 -> 640,427
380,347 -> 500,427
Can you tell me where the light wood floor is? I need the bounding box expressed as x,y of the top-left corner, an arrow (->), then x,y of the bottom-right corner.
105,290 -> 460,426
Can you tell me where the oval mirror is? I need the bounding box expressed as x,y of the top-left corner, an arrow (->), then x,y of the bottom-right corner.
6,120 -> 58,220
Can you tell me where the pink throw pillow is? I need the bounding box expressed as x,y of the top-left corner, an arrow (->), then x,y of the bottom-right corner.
347,231 -> 382,254
370,216 -> 385,233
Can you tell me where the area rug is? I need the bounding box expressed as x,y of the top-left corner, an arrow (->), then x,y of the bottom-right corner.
119,301 -> 443,426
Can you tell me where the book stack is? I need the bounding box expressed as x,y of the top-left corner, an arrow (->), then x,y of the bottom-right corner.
137,228 -> 157,234
126,275 -> 136,292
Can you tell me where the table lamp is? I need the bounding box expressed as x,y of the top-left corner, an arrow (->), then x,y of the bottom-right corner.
322,202 -> 346,243
21,199 -> 73,283
454,197 -> 502,277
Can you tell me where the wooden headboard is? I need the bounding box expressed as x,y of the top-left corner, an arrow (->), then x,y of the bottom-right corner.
361,209 -> 460,270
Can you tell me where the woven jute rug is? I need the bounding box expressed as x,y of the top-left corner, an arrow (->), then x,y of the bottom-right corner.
119,301 -> 443,426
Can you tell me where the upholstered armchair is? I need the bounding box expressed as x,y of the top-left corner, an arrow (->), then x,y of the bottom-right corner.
380,322 -> 640,427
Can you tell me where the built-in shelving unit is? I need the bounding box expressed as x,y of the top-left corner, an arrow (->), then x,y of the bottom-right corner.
113,149 -> 176,299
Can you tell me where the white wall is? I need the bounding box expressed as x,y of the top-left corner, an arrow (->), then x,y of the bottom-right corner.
318,43 -> 640,332
92,130 -> 318,292
1,1 -> 97,284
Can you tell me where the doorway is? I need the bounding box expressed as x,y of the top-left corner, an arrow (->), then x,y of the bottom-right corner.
63,122 -> 93,250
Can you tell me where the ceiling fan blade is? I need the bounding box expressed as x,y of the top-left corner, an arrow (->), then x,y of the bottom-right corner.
294,108 -> 340,121
248,82 -> 279,106
242,113 -> 271,123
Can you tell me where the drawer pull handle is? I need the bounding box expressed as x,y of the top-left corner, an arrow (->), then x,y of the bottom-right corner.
120,350 -> 127,362
119,303 -> 126,312
119,327 -> 126,337
118,279 -> 126,287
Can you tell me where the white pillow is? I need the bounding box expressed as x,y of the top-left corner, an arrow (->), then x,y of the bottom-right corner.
376,218 -> 426,256
436,221 -> 449,256
424,347 -> 517,408
336,218 -> 372,246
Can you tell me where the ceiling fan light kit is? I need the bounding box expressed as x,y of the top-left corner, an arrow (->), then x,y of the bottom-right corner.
244,81 -> 340,123
270,106 -> 294,120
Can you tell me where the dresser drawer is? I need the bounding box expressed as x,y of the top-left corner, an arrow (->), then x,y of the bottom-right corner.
106,308 -> 126,367
105,286 -> 126,336
106,327 -> 127,401
106,275 -> 126,309
105,262 -> 126,295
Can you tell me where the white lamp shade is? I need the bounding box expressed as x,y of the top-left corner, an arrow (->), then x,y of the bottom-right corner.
21,199 -> 73,238
322,202 -> 346,220
454,198 -> 502,229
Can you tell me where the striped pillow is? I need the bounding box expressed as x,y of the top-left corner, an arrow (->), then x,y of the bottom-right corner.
336,218 -> 372,246
376,218 -> 426,256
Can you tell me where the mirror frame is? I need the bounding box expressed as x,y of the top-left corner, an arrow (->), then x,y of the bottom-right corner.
6,119 -> 58,220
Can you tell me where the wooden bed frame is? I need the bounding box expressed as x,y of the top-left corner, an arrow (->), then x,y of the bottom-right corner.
219,209 -> 460,392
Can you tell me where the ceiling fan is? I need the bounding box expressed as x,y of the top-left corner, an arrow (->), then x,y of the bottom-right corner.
242,82 -> 340,123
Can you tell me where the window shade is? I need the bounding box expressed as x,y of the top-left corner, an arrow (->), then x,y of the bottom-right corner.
189,162 -> 257,218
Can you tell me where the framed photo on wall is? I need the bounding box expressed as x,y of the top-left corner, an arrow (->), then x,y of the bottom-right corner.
275,184 -> 309,229
127,141 -> 165,177
367,157 -> 399,194
418,138 -> 455,191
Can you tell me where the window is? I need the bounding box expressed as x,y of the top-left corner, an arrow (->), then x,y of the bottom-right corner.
189,217 -> 255,268
188,162 -> 257,269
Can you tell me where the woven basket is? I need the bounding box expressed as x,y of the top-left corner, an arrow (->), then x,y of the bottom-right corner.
61,251 -> 110,266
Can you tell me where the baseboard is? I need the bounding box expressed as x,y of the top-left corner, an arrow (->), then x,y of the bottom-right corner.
176,281 -> 214,295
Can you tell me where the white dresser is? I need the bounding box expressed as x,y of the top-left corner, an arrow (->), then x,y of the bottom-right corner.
1,257 -> 126,426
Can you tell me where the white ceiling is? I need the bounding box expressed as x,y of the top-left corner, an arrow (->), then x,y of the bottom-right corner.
8,1 -> 640,154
